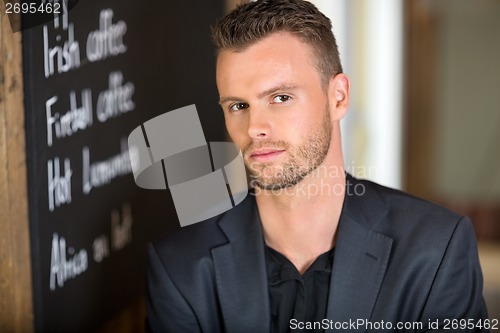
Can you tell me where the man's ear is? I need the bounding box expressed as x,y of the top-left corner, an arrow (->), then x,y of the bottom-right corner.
328,73 -> 350,121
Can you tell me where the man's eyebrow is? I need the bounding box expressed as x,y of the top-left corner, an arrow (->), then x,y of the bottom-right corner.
218,84 -> 299,106
257,84 -> 298,99
218,96 -> 243,106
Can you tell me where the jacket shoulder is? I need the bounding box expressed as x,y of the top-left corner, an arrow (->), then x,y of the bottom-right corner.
150,192 -> 257,267
151,213 -> 226,265
356,177 -> 463,224
347,176 -> 471,251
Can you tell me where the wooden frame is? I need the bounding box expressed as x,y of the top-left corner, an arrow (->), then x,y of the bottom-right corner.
0,3 -> 34,333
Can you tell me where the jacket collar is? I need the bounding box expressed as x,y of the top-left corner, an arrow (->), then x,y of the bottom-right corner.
211,175 -> 393,333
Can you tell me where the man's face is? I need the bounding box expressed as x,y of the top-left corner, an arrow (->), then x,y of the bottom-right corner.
216,31 -> 333,190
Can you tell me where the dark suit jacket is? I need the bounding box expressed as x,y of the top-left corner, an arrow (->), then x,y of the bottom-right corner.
146,175 -> 489,332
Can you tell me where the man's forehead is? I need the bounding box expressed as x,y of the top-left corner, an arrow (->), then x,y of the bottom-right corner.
215,31 -> 323,98
216,31 -> 314,62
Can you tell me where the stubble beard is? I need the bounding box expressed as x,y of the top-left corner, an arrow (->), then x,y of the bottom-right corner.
245,103 -> 332,191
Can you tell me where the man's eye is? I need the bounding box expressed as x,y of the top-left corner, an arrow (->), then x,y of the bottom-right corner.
229,102 -> 248,112
272,95 -> 291,103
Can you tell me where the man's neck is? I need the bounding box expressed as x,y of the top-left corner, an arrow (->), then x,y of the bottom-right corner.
255,157 -> 345,274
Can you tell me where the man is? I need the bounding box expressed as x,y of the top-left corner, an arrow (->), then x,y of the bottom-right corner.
146,1 -> 489,332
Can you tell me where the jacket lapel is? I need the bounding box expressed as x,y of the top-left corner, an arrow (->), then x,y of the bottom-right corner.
209,176 -> 393,332
211,195 -> 270,333
326,176 -> 394,332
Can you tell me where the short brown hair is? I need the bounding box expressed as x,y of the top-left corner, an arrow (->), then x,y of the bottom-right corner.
211,0 -> 343,85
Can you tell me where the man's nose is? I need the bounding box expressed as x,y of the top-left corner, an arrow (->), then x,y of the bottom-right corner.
247,106 -> 272,140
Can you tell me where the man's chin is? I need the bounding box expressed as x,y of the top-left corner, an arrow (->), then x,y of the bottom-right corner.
252,181 -> 292,191
250,175 -> 305,191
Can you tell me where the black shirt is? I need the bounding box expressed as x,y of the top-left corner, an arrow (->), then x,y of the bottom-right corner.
265,246 -> 335,333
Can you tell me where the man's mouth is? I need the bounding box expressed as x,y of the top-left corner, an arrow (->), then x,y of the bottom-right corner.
249,149 -> 285,162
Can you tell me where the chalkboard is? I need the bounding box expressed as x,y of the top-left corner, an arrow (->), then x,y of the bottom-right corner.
22,1 -> 225,332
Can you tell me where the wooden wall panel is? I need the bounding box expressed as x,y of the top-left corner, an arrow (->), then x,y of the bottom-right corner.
0,3 -> 34,333
404,0 -> 440,199
404,0 -> 500,241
